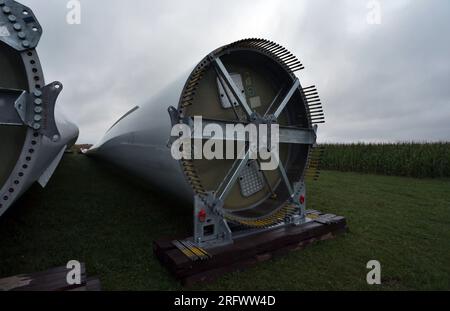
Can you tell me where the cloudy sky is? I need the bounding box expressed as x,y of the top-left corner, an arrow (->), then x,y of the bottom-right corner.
21,0 -> 450,144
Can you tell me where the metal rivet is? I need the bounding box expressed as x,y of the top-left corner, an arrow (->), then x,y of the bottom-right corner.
33,89 -> 42,97
2,6 -> 11,14
8,14 -> 16,22
34,115 -> 42,122
33,123 -> 41,130
34,106 -> 42,113
17,31 -> 26,39
22,40 -> 30,47
13,23 -> 21,31
34,98 -> 42,105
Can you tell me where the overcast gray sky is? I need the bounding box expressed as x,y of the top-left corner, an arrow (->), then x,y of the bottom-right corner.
21,0 -> 450,144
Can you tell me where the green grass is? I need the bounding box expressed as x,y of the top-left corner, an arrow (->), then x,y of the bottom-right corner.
0,153 -> 449,290
320,143 -> 450,178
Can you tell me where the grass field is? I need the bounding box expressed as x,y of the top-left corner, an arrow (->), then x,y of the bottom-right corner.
320,143 -> 450,178
0,153 -> 449,290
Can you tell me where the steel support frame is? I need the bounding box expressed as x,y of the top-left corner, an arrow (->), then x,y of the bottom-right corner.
172,53 -> 315,249
192,181 -> 307,249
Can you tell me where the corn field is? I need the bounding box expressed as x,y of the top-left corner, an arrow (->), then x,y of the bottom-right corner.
319,143 -> 450,178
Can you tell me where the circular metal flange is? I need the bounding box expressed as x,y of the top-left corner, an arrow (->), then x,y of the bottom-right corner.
0,24 -> 45,213
176,38 -> 323,228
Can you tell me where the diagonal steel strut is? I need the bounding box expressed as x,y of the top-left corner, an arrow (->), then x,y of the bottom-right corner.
215,149 -> 252,201
213,57 -> 254,118
273,79 -> 300,119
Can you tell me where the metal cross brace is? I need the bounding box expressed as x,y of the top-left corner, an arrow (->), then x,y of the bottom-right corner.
0,81 -> 63,141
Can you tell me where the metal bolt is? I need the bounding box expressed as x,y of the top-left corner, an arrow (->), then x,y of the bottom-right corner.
22,40 -> 30,48
34,98 -> 42,105
33,89 -> 42,97
13,23 -> 21,31
0,1 -> 5,7
34,106 -> 42,113
17,31 -> 26,39
33,123 -> 41,130
2,6 -> 11,14
8,14 -> 16,22
52,135 -> 60,142
34,115 -> 42,122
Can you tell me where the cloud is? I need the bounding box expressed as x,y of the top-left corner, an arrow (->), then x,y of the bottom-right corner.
21,0 -> 450,143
